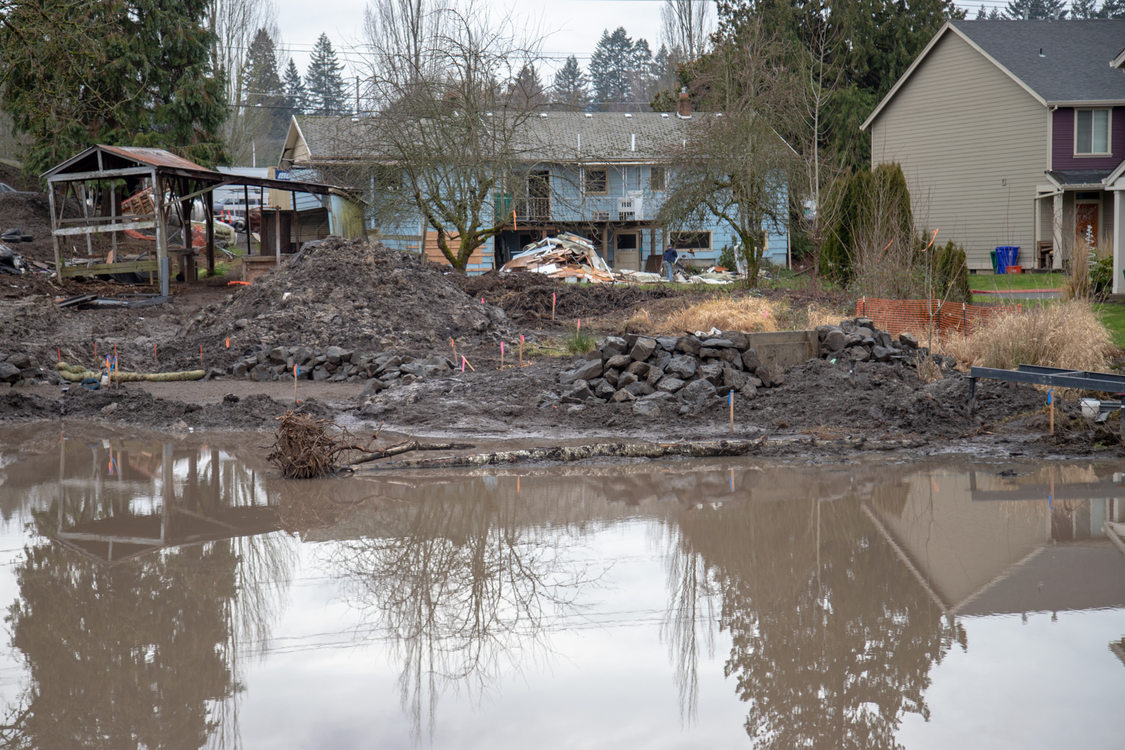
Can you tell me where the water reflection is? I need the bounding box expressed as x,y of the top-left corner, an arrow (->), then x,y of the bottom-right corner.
0,435 -> 1124,749
0,435 -> 294,750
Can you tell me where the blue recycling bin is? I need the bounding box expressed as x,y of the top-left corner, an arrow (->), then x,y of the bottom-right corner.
995,246 -> 1019,274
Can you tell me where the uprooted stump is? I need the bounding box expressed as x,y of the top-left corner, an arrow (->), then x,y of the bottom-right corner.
268,411 -> 359,479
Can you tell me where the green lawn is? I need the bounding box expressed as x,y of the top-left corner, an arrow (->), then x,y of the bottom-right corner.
1095,301 -> 1125,350
968,271 -> 1066,292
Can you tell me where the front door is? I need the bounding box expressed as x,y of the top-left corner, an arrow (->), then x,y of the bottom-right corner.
615,232 -> 640,271
1076,200 -> 1099,252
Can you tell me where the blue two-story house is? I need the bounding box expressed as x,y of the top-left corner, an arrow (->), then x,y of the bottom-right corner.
863,19 -> 1125,286
278,102 -> 790,274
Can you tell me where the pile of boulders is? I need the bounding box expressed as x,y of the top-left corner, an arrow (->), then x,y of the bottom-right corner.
556,332 -> 784,415
228,345 -> 454,392
0,351 -> 48,386
816,317 -> 926,363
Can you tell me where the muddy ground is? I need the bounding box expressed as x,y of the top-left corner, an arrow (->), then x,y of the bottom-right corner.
0,211 -> 1118,460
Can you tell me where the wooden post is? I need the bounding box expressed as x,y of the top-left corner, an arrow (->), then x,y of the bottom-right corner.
275,207 -> 282,266
244,184 -> 252,256
47,180 -> 63,279
152,171 -> 169,297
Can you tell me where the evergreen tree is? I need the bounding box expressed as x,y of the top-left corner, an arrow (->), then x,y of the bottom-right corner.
629,37 -> 658,107
1004,0 -> 1067,18
241,28 -> 288,142
1101,0 -> 1125,17
552,55 -> 590,110
283,58 -> 308,117
1070,0 -> 1099,17
0,0 -> 227,173
976,4 -> 987,17
507,64 -> 547,108
589,27 -> 637,110
989,6 -> 1002,17
305,33 -> 348,115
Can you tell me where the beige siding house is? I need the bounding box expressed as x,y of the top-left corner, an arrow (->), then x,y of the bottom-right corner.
862,20 -> 1125,280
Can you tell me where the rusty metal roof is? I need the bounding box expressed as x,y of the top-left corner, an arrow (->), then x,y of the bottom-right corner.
98,145 -> 215,173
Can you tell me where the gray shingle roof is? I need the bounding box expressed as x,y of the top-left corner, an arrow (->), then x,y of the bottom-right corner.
951,19 -> 1125,103
293,112 -> 704,164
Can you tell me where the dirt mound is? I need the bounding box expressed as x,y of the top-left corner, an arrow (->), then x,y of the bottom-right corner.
456,271 -> 682,326
0,387 -> 328,430
167,238 -> 510,370
0,191 -> 53,262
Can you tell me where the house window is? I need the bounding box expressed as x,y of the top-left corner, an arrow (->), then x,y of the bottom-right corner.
650,166 -> 666,192
670,231 -> 711,251
1075,109 -> 1110,155
584,167 -> 608,195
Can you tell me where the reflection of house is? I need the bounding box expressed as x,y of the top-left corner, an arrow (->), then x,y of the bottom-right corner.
278,103 -> 790,273
865,467 -> 1125,616
862,20 -> 1125,275
49,440 -> 280,565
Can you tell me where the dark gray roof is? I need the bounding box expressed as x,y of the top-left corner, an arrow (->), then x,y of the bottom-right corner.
1047,168 -> 1116,186
293,112 -> 704,164
951,19 -> 1125,103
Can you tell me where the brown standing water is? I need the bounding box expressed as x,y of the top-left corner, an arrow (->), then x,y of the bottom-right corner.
0,425 -> 1123,749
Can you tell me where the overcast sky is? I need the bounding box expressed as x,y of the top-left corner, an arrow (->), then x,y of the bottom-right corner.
274,0 -> 669,78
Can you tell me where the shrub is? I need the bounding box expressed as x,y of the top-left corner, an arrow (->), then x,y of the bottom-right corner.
943,300 -> 1116,371
933,240 -> 971,304
717,245 -> 737,271
564,327 -> 597,355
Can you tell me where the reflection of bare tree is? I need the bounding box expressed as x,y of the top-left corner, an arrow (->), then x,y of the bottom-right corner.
658,523 -> 719,723
324,483 -> 594,742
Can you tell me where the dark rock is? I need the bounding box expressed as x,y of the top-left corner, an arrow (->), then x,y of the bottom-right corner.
698,347 -> 723,359
625,361 -> 651,378
646,366 -> 665,386
232,361 -> 249,378
559,359 -> 603,386
872,345 -> 894,362
617,371 -> 639,388
563,381 -> 595,403
601,336 -> 628,354
312,366 -> 330,382
899,332 -> 919,348
822,329 -> 846,353
701,338 -> 736,349
656,376 -> 686,393
595,380 -> 617,399
325,346 -> 352,364
5,352 -> 31,370
723,331 -> 750,350
629,336 -> 658,362
758,364 -> 785,387
610,388 -> 636,402
664,355 -> 698,379
650,349 -> 672,370
268,346 -> 288,364
718,348 -> 742,368
603,368 -> 620,386
0,362 -> 20,383
680,378 -> 717,405
655,336 -> 679,351
739,382 -> 758,397
623,381 -> 655,398
723,366 -> 747,391
250,363 -> 272,382
605,353 -> 632,371
741,348 -> 762,372
362,378 -> 385,396
855,317 -> 874,329
292,346 -> 315,365
632,391 -> 675,417
845,346 -> 870,362
698,361 -> 724,384
675,335 -> 702,356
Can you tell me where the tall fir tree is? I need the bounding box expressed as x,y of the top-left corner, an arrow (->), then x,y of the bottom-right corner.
975,4 -> 987,18
241,28 -> 288,142
283,59 -> 308,117
589,27 -> 637,110
1069,0 -> 1099,17
305,33 -> 348,115
1100,0 -> 1125,17
1004,0 -> 1068,18
0,0 -> 227,173
507,64 -> 547,109
552,55 -> 590,110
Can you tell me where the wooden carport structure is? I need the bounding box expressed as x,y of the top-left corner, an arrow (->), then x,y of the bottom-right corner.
43,145 -> 359,296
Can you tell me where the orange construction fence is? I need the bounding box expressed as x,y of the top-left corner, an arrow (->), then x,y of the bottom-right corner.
855,297 -> 1022,339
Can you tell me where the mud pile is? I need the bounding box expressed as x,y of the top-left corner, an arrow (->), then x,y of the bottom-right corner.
172,238 -> 511,369
456,270 -> 682,326
0,191 -> 53,262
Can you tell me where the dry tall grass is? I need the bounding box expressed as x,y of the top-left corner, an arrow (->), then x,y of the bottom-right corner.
661,297 -> 783,333
943,300 -> 1116,371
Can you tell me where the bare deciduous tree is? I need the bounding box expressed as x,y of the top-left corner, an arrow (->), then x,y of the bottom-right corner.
660,0 -> 713,61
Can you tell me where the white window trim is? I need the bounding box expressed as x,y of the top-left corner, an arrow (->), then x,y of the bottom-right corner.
1074,108 -> 1112,157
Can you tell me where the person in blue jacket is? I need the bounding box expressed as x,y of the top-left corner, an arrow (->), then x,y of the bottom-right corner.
662,245 -> 678,282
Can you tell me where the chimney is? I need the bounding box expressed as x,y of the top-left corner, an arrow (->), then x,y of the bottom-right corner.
677,88 -> 692,118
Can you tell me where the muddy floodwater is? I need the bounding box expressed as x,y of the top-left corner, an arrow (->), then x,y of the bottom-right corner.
0,427 -> 1123,748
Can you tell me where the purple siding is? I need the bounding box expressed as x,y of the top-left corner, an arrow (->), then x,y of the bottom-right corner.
1051,107 -> 1125,170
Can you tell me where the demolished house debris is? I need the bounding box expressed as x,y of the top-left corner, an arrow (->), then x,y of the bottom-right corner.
500,233 -> 615,283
